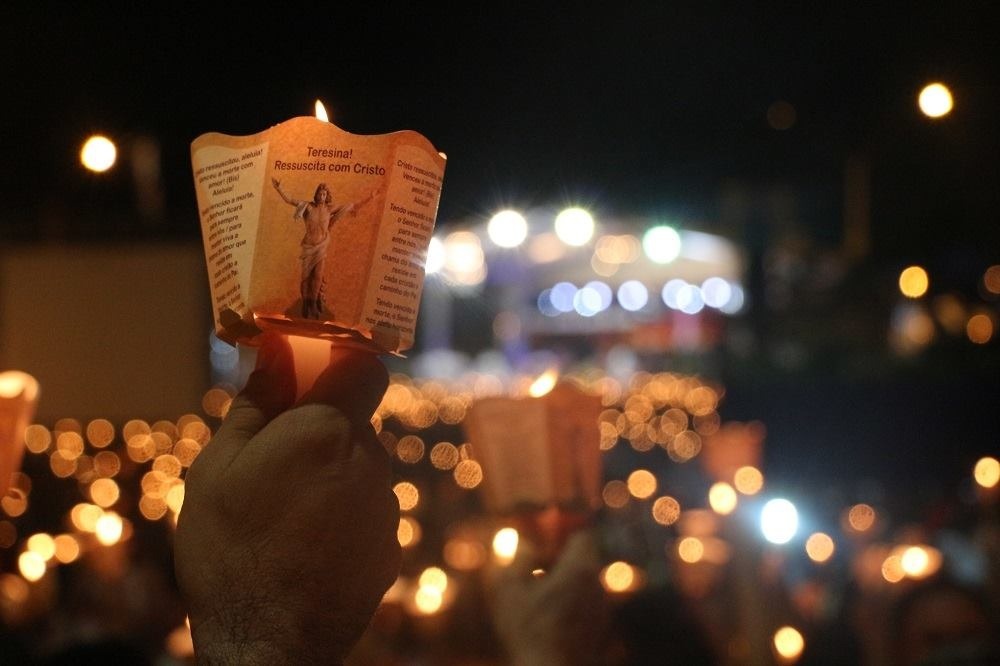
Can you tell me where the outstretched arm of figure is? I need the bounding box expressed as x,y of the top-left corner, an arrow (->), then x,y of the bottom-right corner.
271,177 -> 304,207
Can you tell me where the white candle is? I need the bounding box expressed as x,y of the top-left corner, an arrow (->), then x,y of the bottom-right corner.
0,371 -> 40,497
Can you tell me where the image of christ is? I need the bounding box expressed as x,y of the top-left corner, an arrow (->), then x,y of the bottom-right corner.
272,178 -> 379,319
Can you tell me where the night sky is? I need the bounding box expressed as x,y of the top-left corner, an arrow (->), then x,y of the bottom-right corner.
3,3 -> 999,496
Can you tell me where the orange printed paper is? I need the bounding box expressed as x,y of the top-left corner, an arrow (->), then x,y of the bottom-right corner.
191,117 -> 446,354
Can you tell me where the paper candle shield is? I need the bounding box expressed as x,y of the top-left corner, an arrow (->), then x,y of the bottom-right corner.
191,116 -> 446,355
0,371 -> 39,498
463,383 -> 603,514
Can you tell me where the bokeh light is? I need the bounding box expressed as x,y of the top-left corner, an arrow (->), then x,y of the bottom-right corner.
642,225 -> 682,264
899,266 -> 929,298
805,533 -> 835,563
554,207 -> 595,246
601,561 -> 637,593
734,466 -> 764,495
80,135 -> 117,172
492,527 -> 519,563
708,482 -> 738,515
627,469 -> 657,499
773,626 -> 805,662
487,210 -> 528,248
761,499 -> 798,544
918,82 -> 953,118
974,456 -> 1000,488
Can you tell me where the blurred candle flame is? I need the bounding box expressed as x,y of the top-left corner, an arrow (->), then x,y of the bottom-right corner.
314,99 -> 329,122
528,369 -> 558,397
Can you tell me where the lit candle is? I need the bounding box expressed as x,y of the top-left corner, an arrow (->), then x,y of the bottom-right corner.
0,371 -> 40,497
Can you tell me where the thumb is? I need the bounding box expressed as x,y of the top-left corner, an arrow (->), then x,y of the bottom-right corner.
298,345 -> 388,426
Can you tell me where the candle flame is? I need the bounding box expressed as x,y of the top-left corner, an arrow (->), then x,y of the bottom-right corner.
528,369 -> 559,397
0,371 -> 39,401
314,100 -> 329,122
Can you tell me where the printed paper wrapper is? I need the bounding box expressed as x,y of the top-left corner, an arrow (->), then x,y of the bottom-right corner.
0,371 -> 39,498
191,117 -> 446,354
463,383 -> 604,515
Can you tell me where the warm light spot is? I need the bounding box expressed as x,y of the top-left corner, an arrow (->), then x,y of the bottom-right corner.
429,442 -> 459,470
708,482 -> 738,515
172,438 -> 202,467
1,489 -> 28,517
627,469 -> 657,499
84,419 -> 115,448
18,551 -> 46,582
95,512 -> 124,546
918,82 -> 953,118
142,470 -> 169,499
773,626 -> 805,662
900,545 -> 942,579
414,585 -> 444,615
881,554 -> 905,583
487,210 -> 529,248
601,561 -> 636,593
122,419 -> 151,441
24,424 -> 52,454
443,231 -> 486,286
53,418 -> 83,435
444,537 -> 487,571
966,313 -> 994,344
314,99 -> 329,122
89,478 -> 120,508
201,387 -> 233,418
528,369 -> 559,397
453,459 -> 484,489
899,266 -> 929,298
603,480 -> 630,509
974,456 -> 1000,488
554,207 -> 595,246
492,527 -> 519,563
652,496 -> 681,525
139,495 -> 168,521
397,517 -> 421,548
181,420 -> 212,446
53,534 -> 81,564
667,430 -> 702,462
152,420 -> 181,441
166,483 -> 186,514
734,466 -> 764,495
56,432 -> 85,460
396,435 -> 426,464
49,451 -> 77,478
677,537 -> 705,563
93,451 -> 121,478
26,533 -> 56,561
393,482 -> 420,511
166,624 -> 195,659
70,503 -> 102,532
418,566 -> 449,593
1,573 -> 30,603
761,499 -> 799,545
127,434 -> 157,463
984,265 -> 1000,295
80,135 -> 117,172
847,504 -> 876,532
805,533 -> 835,563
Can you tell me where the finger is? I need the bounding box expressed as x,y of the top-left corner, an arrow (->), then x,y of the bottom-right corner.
202,332 -> 295,471
298,345 -> 388,426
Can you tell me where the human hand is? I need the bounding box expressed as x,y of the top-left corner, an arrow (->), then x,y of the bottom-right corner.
174,334 -> 400,664
490,530 -> 611,666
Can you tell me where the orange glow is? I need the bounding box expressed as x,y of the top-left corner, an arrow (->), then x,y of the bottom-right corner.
24,424 -> 52,454
55,432 -> 85,460
708,482 -> 738,515
627,469 -> 657,499
166,624 -> 195,659
393,482 -> 420,511
492,527 -> 519,563
85,419 -> 115,448
18,551 -> 46,582
414,585 -> 444,615
974,456 -> 1000,488
918,82 -> 953,118
734,466 -> 764,495
773,626 -> 805,662
453,459 -> 484,489
53,534 -> 81,564
966,313 -> 994,344
984,265 -> 1000,295
444,537 -> 487,571
93,450 -> 121,478
652,496 -> 681,525
528,369 -> 558,397
805,533 -> 835,563
70,503 -> 103,532
397,517 -> 421,548
418,566 -> 449,593
314,99 -> 329,122
677,537 -> 705,563
847,504 -> 876,532
26,533 -> 56,561
0,521 -> 16,548
80,135 -> 117,172
396,435 -> 426,464
89,478 -> 120,508
95,512 -> 124,546
899,545 -> 943,580
899,266 -> 929,298
601,561 -> 637,593
881,554 -> 905,583
430,442 -> 460,470
139,495 -> 168,521
603,480 -> 630,509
